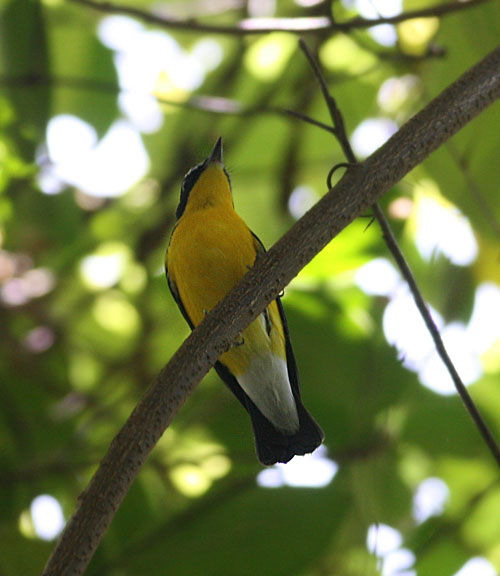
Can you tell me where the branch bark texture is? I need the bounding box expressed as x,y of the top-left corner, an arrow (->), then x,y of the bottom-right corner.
42,45 -> 500,575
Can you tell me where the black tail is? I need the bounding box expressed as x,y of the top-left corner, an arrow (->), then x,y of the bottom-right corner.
247,396 -> 324,466
214,361 -> 324,466
246,296 -> 324,465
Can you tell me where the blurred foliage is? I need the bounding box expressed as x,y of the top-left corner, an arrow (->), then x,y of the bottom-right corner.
1,0 -> 500,575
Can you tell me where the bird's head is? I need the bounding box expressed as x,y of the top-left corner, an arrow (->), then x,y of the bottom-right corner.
176,137 -> 232,219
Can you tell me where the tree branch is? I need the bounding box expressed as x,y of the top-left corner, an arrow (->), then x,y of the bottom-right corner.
67,0 -> 492,35
42,44 -> 500,576
298,39 -> 500,468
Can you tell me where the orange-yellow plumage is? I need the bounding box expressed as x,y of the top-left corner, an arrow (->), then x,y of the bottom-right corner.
167,165 -> 287,376
166,138 -> 323,465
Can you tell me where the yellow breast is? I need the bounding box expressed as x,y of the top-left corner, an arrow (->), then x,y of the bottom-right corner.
167,206 -> 256,326
167,205 -> 286,376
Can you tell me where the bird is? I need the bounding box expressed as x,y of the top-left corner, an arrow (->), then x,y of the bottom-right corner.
165,137 -> 324,465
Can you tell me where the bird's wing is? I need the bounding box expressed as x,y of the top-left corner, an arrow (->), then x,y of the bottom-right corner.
214,361 -> 250,410
250,231 -> 301,400
250,230 -> 266,260
166,269 -> 194,330
275,294 -> 301,400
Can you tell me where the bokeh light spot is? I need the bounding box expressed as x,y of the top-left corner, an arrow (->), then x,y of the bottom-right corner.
44,116 -> 150,198
22,268 -> 56,298
24,326 -> 55,353
351,118 -> 398,158
170,464 -> 211,498
245,33 -> 296,81
320,34 -> 377,74
418,323 -> 482,395
342,0 -> 402,46
92,291 -> 141,336
191,38 -> 224,72
378,75 -> 420,114
467,283 -> 500,365
30,495 -> 65,541
383,287 -> 443,372
1,277 -> 30,306
80,243 -> 131,290
367,523 -> 402,556
288,185 -> 317,219
382,549 -> 416,576
413,477 -> 449,524
355,257 -> 400,297
398,17 -> 439,56
46,115 -> 97,164
367,523 -> 416,576
453,557 -> 497,576
97,14 -> 143,51
413,183 -> 477,266
257,446 -> 338,488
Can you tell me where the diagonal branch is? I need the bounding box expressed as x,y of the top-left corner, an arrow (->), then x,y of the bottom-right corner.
298,39 -> 500,467
67,0 -> 492,35
42,44 -> 500,576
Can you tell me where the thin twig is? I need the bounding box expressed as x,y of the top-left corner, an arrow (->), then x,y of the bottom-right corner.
373,203 -> 500,466
298,38 -> 500,468
42,45 -> 500,575
0,73 -> 337,135
67,0 -> 492,35
299,40 -> 353,158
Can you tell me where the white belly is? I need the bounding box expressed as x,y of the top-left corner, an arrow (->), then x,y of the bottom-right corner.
237,353 -> 299,434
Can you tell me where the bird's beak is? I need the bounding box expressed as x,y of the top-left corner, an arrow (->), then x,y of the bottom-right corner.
208,137 -> 223,164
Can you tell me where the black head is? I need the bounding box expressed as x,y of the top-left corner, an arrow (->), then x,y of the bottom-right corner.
175,138 -> 227,220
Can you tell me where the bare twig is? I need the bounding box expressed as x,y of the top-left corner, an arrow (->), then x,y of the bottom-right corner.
372,202 -> 500,466
299,40 -> 353,158
67,0 -> 492,35
0,73 -> 336,135
298,38 -> 500,468
42,45 -> 500,575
